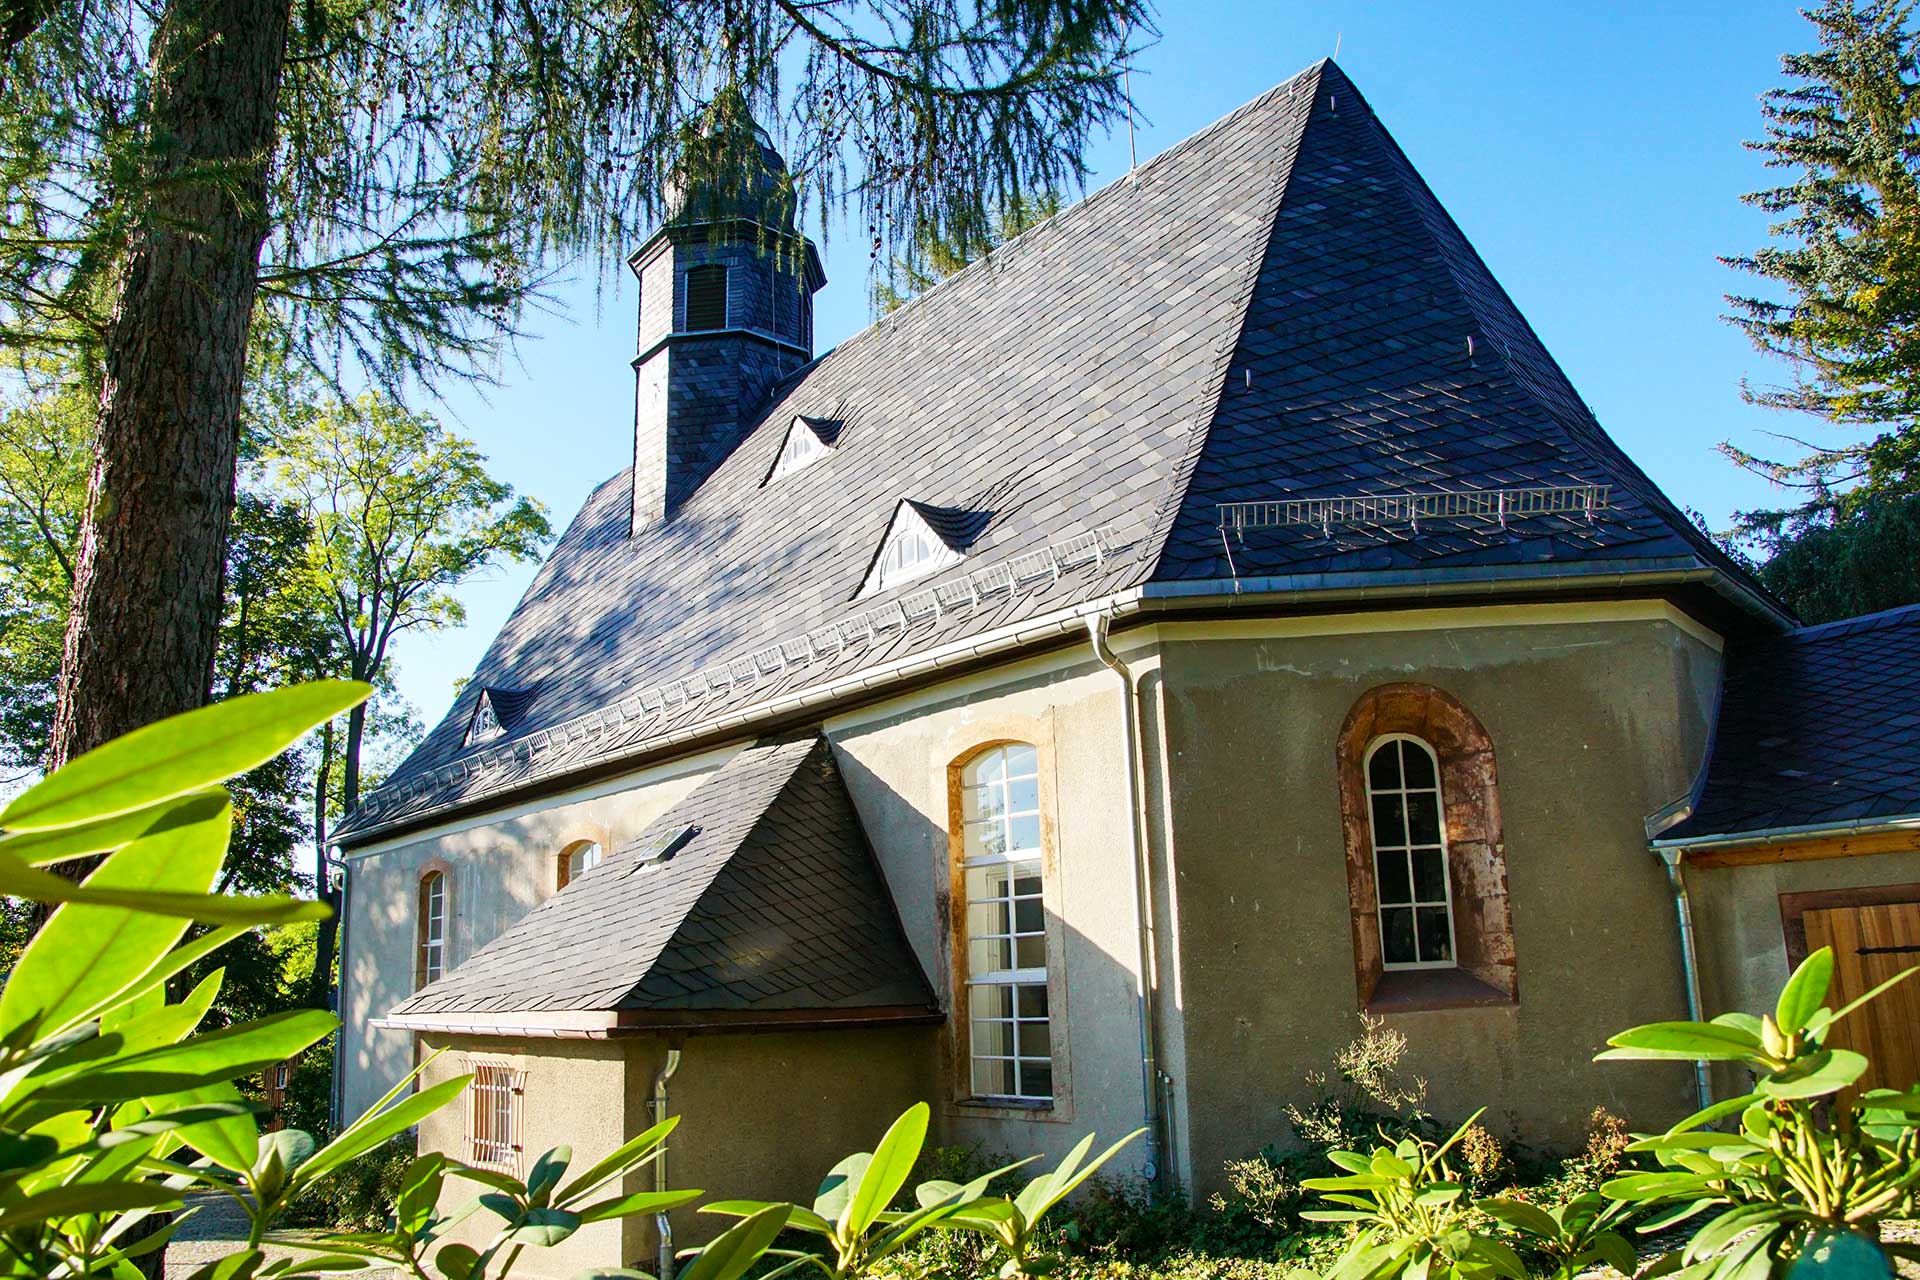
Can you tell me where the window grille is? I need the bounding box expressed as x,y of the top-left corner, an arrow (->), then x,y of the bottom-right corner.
767,417 -> 835,484
468,1062 -> 525,1173
417,872 -> 446,988
684,264 -> 729,330
1363,736 -> 1457,969
860,503 -> 964,598
960,743 -> 1053,1103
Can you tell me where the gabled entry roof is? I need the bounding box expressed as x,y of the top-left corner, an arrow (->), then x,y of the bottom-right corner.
382,736 -> 938,1033
339,60 -> 1787,847
1659,605 -> 1920,846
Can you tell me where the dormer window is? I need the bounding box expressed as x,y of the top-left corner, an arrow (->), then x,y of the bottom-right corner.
857,500 -> 984,598
765,416 -> 841,485
465,686 -> 532,747
684,264 -> 728,330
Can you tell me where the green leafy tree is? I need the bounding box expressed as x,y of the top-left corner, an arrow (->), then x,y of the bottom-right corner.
2,0 -> 1147,784
263,393 -> 550,1006
1736,487 -> 1920,622
873,192 -> 1063,312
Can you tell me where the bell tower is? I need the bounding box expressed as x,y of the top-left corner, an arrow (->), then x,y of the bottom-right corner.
628,118 -> 826,531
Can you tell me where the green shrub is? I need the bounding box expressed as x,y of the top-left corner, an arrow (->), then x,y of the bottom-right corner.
282,1131 -> 414,1230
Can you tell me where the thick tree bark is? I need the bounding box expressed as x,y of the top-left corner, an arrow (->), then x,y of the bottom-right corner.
47,0 -> 294,771
307,718 -> 338,1010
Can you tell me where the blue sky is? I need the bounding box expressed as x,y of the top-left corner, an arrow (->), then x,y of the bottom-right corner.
388,0 -> 1821,734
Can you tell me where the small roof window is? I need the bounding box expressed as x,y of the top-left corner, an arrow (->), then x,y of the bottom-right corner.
765,416 -> 842,485
465,686 -> 534,747
857,500 -> 986,599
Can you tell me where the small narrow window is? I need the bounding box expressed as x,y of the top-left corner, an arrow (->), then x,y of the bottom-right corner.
960,743 -> 1053,1104
417,871 -> 447,989
468,1062 -> 525,1173
684,264 -> 729,330
858,501 -> 969,598
467,693 -> 502,746
766,416 -> 840,485
557,840 -> 603,889
1363,736 -> 1456,970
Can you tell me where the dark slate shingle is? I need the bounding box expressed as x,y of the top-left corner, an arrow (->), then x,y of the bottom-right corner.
387,735 -> 937,1020
1662,605 -> 1920,841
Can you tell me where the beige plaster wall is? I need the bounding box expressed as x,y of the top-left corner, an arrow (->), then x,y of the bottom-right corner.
342,748 -> 734,1118
1689,850 -> 1920,1022
418,1036 -> 636,1278
826,651 -> 1159,1174
1150,606 -> 1723,1189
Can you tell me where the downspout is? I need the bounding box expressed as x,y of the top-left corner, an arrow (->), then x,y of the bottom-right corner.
1654,848 -> 1712,1113
651,1046 -> 683,1280
1086,611 -> 1167,1191
330,854 -> 352,1128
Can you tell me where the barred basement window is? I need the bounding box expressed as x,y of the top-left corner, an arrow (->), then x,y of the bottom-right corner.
684,264 -> 729,330
468,1062 -> 525,1173
958,742 -> 1053,1104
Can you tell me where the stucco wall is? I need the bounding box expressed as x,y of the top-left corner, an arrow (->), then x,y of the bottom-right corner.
1151,606 -> 1723,1188
413,1027 -> 935,1278
342,748 -> 733,1119
418,1035 -> 635,1278
1689,851 -> 1920,1022
826,651 -> 1158,1174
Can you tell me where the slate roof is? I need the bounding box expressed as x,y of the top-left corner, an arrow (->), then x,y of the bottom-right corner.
1659,605 -> 1920,844
386,736 -> 937,1021
337,60 -> 1781,846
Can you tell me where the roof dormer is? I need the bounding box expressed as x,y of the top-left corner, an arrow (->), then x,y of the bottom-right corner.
857,500 -> 987,598
765,416 -> 843,485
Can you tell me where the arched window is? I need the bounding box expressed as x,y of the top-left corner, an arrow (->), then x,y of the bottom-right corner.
417,871 -> 447,990
1363,736 -> 1456,970
557,840 -> 603,889
1337,685 -> 1516,1009
956,742 -> 1053,1103
683,264 -> 729,330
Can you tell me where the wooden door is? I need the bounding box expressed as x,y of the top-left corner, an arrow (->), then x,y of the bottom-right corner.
1802,900 -> 1920,1095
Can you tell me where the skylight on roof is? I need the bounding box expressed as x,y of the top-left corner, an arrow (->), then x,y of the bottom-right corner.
765,415 -> 839,485
858,500 -> 970,598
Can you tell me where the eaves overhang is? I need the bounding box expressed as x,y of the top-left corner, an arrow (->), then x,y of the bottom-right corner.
338,560 -> 1774,851
1651,813 -> 1920,857
372,1004 -> 944,1041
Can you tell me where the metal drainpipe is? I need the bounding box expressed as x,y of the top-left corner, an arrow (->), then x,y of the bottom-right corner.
652,1047 -> 683,1280
1654,848 -> 1712,1113
330,855 -> 352,1129
1086,611 -> 1166,1190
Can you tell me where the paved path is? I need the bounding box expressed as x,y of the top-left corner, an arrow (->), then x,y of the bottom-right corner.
163,1194 -> 397,1279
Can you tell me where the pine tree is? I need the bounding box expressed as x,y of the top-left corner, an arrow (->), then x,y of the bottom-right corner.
873,191 -> 1063,311
1724,0 -> 1920,497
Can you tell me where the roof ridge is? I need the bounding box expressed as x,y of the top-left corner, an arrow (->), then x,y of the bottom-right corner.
1780,600 -> 1920,642
802,61 -> 1328,363
1134,65 -> 1329,582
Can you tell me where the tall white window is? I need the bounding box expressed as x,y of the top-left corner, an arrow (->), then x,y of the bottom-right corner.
468,1061 -> 525,1173
417,871 -> 447,988
960,743 -> 1052,1103
1364,736 -> 1456,970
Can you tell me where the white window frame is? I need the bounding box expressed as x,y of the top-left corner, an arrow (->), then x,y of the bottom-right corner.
467,1061 -> 525,1174
858,501 -> 964,598
467,693 -> 503,746
766,417 -> 835,484
561,840 -> 603,886
418,872 -> 446,988
959,743 -> 1053,1105
1363,734 -> 1458,971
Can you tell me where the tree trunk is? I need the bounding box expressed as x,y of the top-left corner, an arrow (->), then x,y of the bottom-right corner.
307,719 -> 338,1009
46,0 -> 294,772
342,696 -> 366,813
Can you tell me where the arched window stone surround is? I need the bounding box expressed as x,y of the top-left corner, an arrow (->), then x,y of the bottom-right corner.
1336,684 -> 1517,1010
